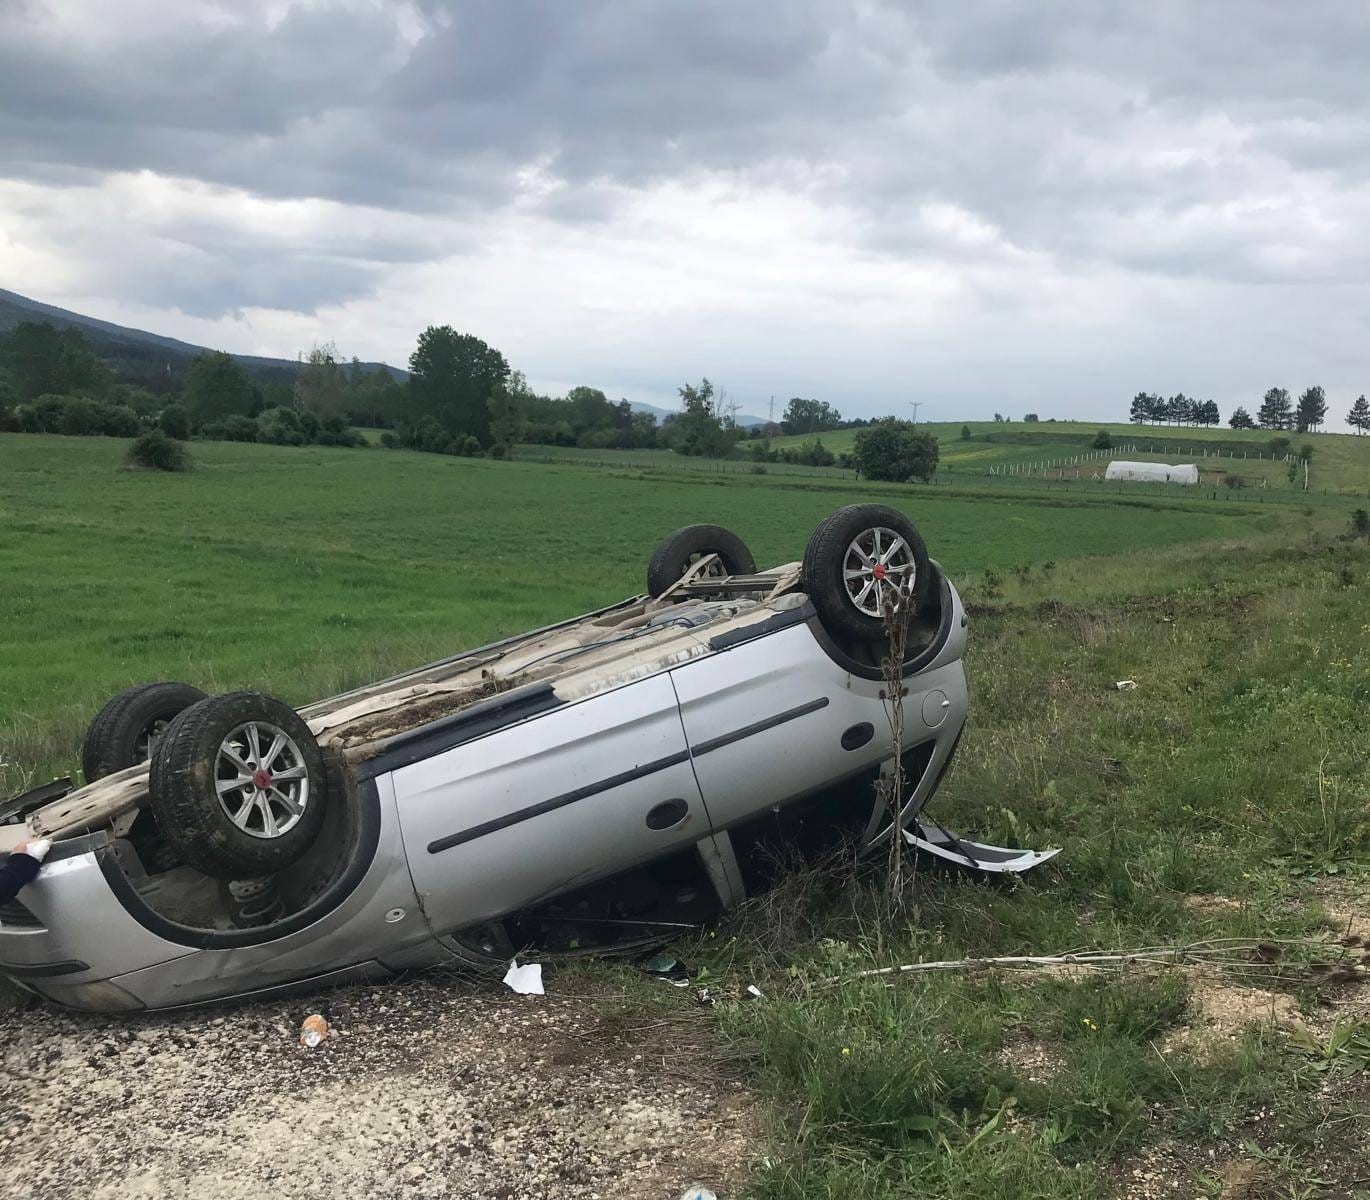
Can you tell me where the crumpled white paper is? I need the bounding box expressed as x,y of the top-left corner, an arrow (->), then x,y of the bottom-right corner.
502,959 -> 544,996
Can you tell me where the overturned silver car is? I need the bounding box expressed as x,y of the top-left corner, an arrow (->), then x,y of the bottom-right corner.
0,504 -> 1050,1012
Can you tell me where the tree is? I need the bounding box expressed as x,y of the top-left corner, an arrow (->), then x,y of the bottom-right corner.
671,378 -> 732,457
0,321 -> 112,400
1169,393 -> 1194,425
1257,387 -> 1293,430
566,385 -> 614,438
1023,413 -> 1040,422
158,403 -> 191,439
1196,399 -> 1221,426
1295,385 -> 1327,433
1129,392 -> 1155,423
184,351 -> 256,422
852,422 -> 940,483
1229,406 -> 1256,429
487,371 -> 531,456
1092,429 -> 1113,449
1347,394 -> 1370,434
960,425 -> 972,440
295,343 -> 348,419
408,326 -> 509,447
781,397 -> 843,435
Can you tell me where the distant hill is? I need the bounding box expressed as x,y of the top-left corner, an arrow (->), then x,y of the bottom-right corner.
0,287 -> 771,423
0,287 -> 406,390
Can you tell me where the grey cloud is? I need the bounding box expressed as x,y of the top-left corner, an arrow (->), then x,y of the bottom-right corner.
5,0 -> 1370,363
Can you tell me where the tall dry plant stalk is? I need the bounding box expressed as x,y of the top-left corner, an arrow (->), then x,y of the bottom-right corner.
877,574 -> 917,915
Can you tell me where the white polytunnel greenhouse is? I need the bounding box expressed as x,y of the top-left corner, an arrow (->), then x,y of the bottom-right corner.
1104,460 -> 1199,485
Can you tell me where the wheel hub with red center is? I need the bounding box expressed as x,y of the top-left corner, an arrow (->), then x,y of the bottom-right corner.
253,767 -> 273,791
872,563 -> 887,581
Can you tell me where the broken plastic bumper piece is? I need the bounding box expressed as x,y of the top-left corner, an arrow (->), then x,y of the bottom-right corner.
904,820 -> 1059,875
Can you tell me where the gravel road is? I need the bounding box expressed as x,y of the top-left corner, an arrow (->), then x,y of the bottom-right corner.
0,973 -> 755,1200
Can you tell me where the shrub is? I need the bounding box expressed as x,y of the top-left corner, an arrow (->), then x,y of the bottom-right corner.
1267,436 -> 1291,458
0,407 -> 19,433
379,431 -> 402,449
19,394 -> 141,437
201,414 -> 259,442
1351,509 -> 1370,538
256,407 -> 306,445
1092,429 -> 1114,449
852,422 -> 939,482
158,404 -> 191,440
960,425 -> 971,440
1223,473 -> 1244,489
126,430 -> 190,472
750,463 -> 767,475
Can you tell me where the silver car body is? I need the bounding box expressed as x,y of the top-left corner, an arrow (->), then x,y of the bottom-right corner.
1,563 -> 970,1011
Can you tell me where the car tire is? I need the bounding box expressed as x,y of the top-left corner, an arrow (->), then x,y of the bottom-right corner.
802,504 -> 931,643
81,682 -> 208,783
646,524 -> 757,598
148,692 -> 328,880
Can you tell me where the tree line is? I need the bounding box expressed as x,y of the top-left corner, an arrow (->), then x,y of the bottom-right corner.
1129,385 -> 1370,433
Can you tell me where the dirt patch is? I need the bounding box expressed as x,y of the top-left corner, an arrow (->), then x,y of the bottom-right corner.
998,1034 -> 1064,1085
0,973 -> 757,1200
1181,894 -> 1244,918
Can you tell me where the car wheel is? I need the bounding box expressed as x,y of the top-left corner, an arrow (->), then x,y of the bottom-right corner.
148,692 -> 328,879
81,682 -> 208,783
646,524 -> 757,598
802,504 -> 931,643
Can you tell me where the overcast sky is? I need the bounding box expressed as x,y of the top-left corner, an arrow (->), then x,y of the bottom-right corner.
3,1 -> 1369,427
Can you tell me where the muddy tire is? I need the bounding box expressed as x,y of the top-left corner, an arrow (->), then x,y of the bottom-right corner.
148,692 -> 328,879
802,504 -> 931,643
646,525 -> 756,598
81,682 -> 208,783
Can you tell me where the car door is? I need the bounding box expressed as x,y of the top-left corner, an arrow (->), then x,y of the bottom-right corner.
670,622 -> 886,833
391,674 -> 708,937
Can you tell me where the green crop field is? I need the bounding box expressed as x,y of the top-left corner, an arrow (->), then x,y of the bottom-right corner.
0,432 -> 1309,792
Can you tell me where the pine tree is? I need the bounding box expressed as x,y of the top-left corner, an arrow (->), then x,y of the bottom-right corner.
1348,394 -> 1370,435
1257,387 -> 1293,430
1295,386 -> 1327,432
1229,406 -> 1256,430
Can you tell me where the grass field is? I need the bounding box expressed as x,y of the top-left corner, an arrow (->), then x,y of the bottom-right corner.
2,428 -> 1368,1197
2,430 -> 1370,1189
0,433 -> 1302,792
579,525 -> 1370,1199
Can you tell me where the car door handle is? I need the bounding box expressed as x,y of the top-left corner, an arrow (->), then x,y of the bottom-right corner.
645,798 -> 690,830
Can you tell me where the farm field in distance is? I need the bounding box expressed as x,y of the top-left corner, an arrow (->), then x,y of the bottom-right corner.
770,418 -> 1370,493
0,432 -> 1295,793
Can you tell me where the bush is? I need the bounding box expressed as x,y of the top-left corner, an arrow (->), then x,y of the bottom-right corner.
1267,436 -> 1291,457
1223,473 -> 1244,489
1351,509 -> 1370,538
19,394 -> 141,437
379,431 -> 402,449
256,407 -> 305,445
1092,429 -> 1114,449
126,430 -> 190,472
0,407 -> 19,433
158,404 -> 191,440
201,414 -> 259,442
960,425 -> 971,440
750,463 -> 767,475
852,423 -> 940,483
